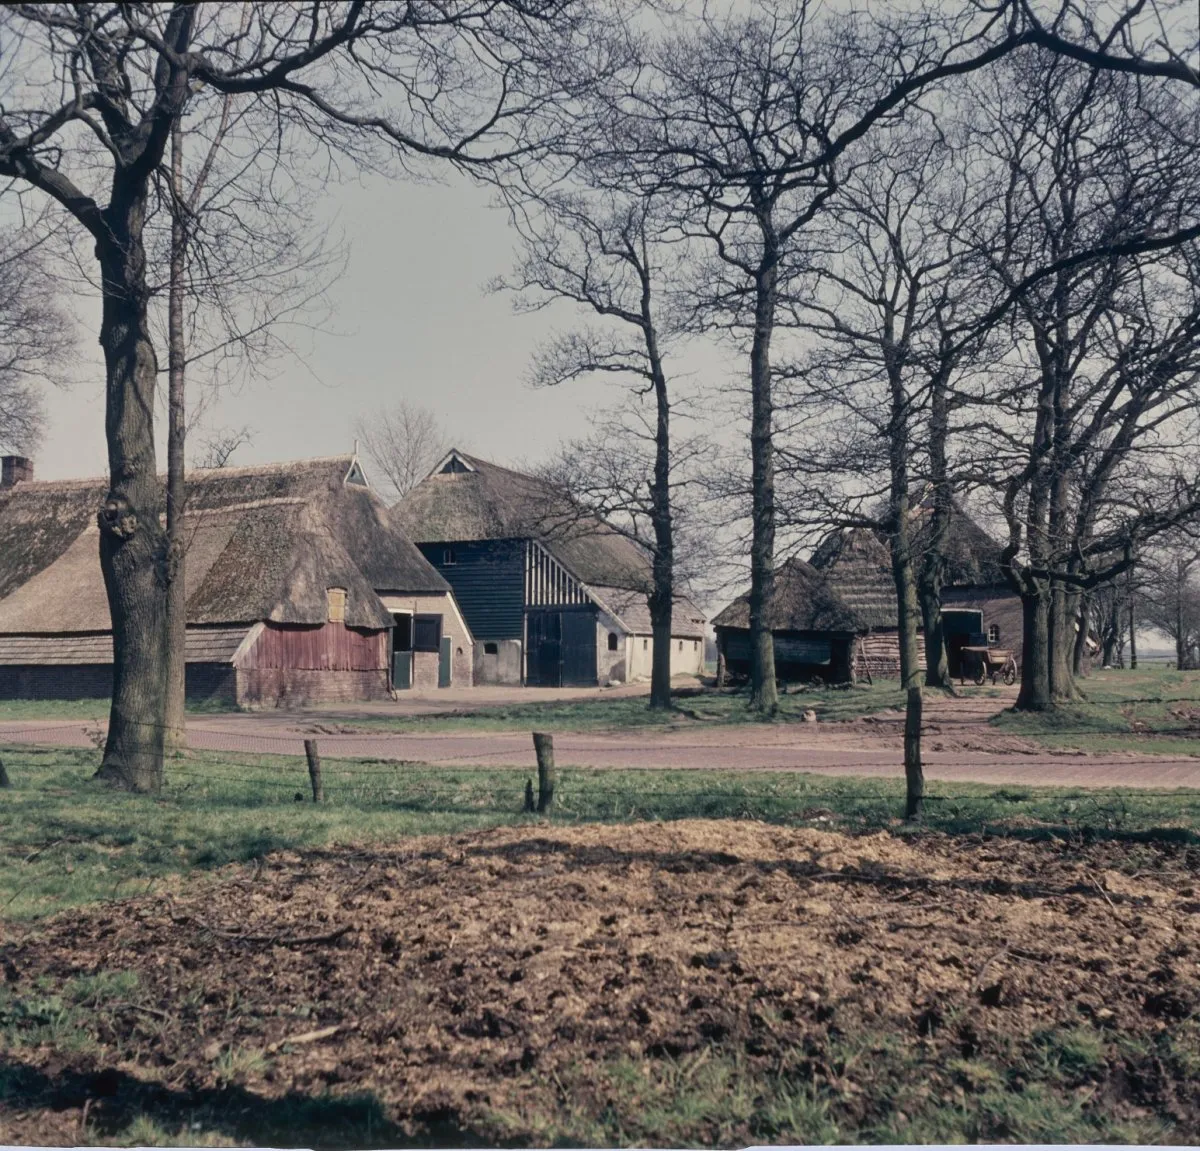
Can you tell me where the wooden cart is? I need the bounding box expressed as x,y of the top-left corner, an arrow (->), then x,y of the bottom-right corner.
959,644 -> 1018,686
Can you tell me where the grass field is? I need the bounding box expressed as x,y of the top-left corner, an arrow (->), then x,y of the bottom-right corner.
992,667 -> 1200,756
0,681 -> 919,730
2,740 -> 1197,922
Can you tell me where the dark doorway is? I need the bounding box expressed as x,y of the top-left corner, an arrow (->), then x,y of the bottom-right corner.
392,613 -> 413,690
526,608 -> 598,687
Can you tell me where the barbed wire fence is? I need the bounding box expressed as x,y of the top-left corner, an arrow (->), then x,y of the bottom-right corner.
1,716 -> 1198,837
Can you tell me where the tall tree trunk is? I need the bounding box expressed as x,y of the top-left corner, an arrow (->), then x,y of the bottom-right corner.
646,322 -> 674,711
887,356 -> 923,817
1126,550 -> 1138,670
920,368 -> 952,688
164,118 -> 188,751
1073,589 -> 1090,677
1048,581 -> 1080,700
919,585 -> 949,689
747,249 -> 778,712
1016,586 -> 1052,710
93,189 -> 169,792
1177,558 -> 1187,671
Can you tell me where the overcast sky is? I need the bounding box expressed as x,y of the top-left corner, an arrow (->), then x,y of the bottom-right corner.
36,169 -> 659,483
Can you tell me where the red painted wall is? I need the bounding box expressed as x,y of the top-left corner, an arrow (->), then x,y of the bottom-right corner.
240,621 -> 386,672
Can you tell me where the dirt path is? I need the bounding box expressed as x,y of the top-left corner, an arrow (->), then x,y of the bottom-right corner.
2,688 -> 1197,788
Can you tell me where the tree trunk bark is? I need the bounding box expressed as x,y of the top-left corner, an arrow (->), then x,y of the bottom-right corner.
1073,590 -> 1090,678
164,118 -> 188,752
904,685 -> 924,820
92,189 -> 170,793
920,369 -> 952,689
1127,557 -> 1138,670
747,251 -> 778,712
1015,587 -> 1052,711
919,585 -> 949,689
1048,582 -> 1079,700
645,317 -> 674,711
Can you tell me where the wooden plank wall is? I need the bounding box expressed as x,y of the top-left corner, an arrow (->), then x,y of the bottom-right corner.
242,621 -> 386,671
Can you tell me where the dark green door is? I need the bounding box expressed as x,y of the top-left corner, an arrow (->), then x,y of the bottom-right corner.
393,650 -> 412,690
439,636 -> 452,687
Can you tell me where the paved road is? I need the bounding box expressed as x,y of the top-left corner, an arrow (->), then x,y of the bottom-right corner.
2,713 -> 1197,789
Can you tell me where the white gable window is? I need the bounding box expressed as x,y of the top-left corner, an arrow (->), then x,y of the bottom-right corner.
327,587 -> 347,623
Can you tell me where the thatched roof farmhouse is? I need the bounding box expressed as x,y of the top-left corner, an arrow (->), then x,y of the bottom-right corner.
396,449 -> 706,687
0,454 -> 474,705
713,510 -> 1022,684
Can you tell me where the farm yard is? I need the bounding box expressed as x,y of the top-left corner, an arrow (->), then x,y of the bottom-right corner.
1,670 -> 1199,1145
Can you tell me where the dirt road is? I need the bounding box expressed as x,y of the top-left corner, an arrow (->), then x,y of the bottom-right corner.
2,689 -> 1197,788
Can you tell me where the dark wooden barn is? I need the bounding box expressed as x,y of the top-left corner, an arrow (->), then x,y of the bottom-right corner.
395,449 -> 706,687
0,454 -> 470,706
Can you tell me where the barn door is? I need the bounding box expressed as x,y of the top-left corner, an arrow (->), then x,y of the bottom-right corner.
525,610 -> 562,687
560,610 -> 598,687
439,636 -> 452,687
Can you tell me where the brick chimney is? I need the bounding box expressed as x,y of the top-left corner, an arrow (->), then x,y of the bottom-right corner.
1,456 -> 33,488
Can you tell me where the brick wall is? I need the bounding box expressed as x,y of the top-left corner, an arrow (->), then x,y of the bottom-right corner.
236,668 -> 390,708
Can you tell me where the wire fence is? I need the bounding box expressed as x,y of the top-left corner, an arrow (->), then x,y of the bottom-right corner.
2,720 -> 1199,838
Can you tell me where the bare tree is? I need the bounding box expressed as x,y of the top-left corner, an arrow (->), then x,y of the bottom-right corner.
0,1 -> 584,791
494,144 -> 700,709
355,401 -> 448,500
958,49 -> 1200,709
0,227 -> 71,455
1139,530 -> 1200,669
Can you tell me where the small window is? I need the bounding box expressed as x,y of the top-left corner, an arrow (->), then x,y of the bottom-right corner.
442,547 -> 457,566
484,642 -> 498,655
413,614 -> 442,652
987,624 -> 1001,643
643,638 -> 648,651
326,587 -> 347,623
678,640 -> 683,652
694,640 -> 699,650
607,632 -> 618,652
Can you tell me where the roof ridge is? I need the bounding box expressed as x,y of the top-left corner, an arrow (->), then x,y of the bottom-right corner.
2,454 -> 357,491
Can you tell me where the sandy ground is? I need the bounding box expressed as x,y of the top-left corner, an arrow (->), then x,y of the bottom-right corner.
1,820 -> 1198,1144
2,686 -> 1198,788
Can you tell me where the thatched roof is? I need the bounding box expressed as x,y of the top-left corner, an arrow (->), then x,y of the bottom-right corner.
0,456 -> 448,636
715,506 -> 1008,636
712,558 -> 865,632
590,584 -> 708,639
807,528 -> 897,630
396,449 -> 657,593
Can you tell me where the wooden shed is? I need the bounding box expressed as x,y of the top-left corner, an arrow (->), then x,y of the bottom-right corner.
714,512 -> 1023,685
0,455 -> 471,706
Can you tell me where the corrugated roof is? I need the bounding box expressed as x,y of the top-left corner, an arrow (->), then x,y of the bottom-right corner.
0,456 -> 447,636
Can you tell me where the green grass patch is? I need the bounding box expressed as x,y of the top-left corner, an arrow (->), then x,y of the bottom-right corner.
313,681 -> 910,733
0,697 -> 240,721
993,667 -> 1200,756
2,740 -> 1197,922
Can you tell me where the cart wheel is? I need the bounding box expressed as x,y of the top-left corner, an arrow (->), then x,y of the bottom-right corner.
973,665 -> 986,686
1003,662 -> 1017,686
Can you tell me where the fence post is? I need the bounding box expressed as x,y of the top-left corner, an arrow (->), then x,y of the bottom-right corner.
532,732 -> 556,813
304,739 -> 324,803
0,757 -> 9,789
523,778 -> 535,813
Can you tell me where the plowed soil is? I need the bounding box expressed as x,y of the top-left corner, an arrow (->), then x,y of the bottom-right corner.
3,820 -> 1200,1146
